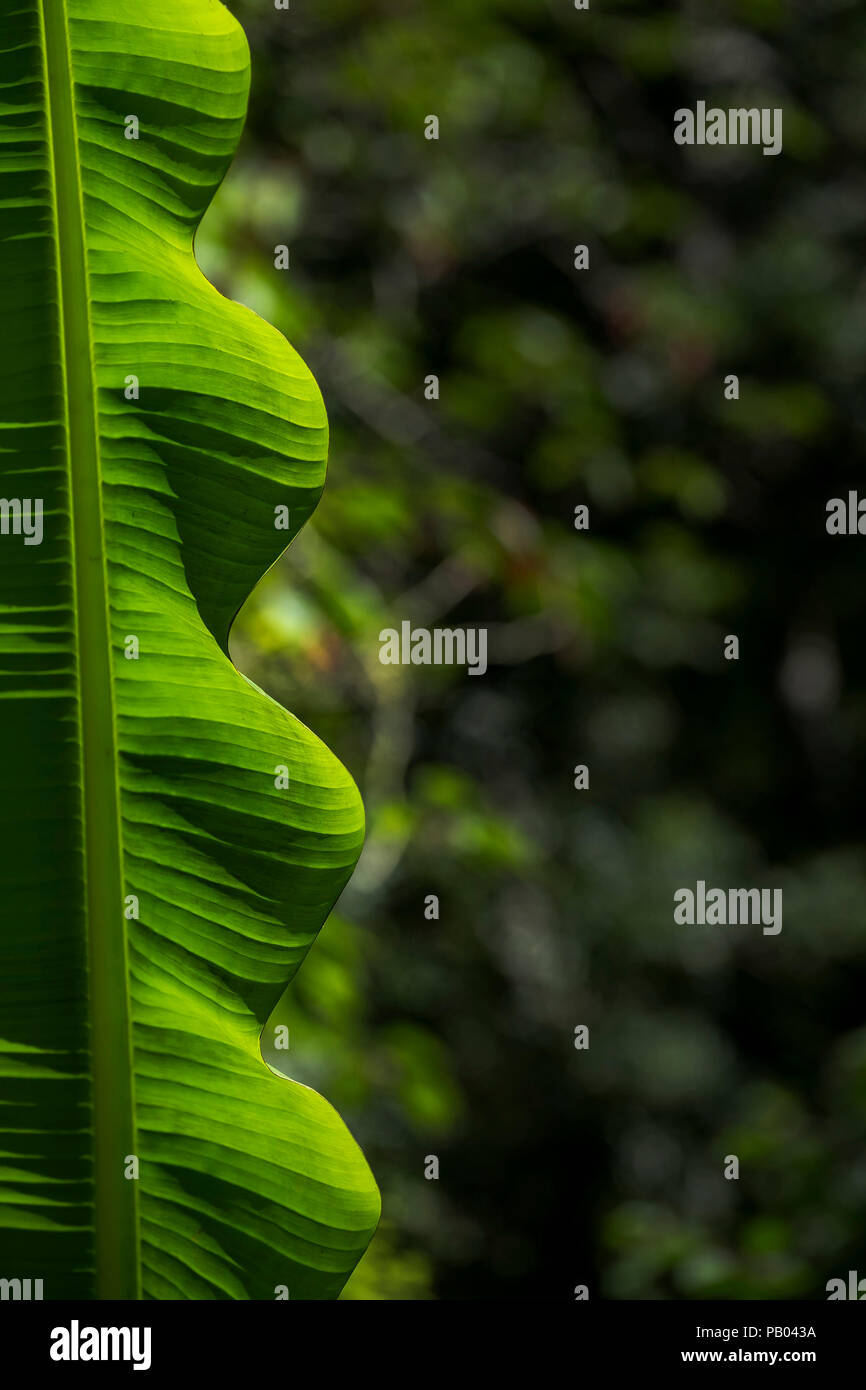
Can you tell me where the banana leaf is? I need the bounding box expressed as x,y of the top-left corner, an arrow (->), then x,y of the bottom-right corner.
0,0 -> 379,1299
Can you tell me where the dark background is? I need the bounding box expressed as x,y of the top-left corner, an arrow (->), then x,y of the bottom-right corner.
199,0 -> 866,1298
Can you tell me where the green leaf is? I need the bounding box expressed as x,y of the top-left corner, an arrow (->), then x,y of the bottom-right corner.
0,0 -> 378,1299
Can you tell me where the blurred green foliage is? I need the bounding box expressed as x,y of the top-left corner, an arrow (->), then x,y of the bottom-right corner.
201,0 -> 866,1298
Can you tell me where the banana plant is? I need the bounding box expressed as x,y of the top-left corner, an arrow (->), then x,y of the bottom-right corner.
0,0 -> 379,1299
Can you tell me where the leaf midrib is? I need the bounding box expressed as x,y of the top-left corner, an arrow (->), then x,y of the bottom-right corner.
40,0 -> 139,1299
